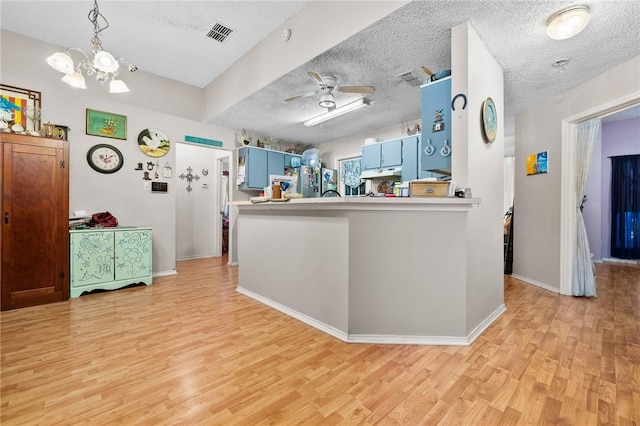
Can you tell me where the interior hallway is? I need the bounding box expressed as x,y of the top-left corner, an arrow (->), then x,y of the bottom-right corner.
1,258 -> 638,425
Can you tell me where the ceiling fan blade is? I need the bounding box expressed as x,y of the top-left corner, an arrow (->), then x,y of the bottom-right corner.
284,91 -> 318,102
308,71 -> 326,86
337,86 -> 375,94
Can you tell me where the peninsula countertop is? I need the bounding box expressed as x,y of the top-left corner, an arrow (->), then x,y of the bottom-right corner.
233,196 -> 481,212
234,194 -> 506,346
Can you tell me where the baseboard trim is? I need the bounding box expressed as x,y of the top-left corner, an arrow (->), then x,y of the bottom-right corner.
236,287 -> 349,342
511,274 -> 559,293
237,287 -> 506,346
466,304 -> 507,344
153,270 -> 177,278
602,257 -> 639,265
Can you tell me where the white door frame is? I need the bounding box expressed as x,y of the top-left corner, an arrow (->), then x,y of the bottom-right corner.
558,91 -> 640,295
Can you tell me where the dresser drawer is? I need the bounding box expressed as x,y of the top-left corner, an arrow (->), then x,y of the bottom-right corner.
409,181 -> 450,197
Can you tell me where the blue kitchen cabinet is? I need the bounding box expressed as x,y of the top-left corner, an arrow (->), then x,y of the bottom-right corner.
361,139 -> 403,170
401,134 -> 420,182
238,147 -> 290,190
238,147 -> 267,189
420,77 -> 452,177
361,143 -> 381,170
381,139 -> 403,167
267,151 -> 285,179
69,227 -> 153,298
284,153 -> 302,167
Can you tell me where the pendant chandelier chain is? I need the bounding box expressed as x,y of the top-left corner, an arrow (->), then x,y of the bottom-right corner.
88,0 -> 109,51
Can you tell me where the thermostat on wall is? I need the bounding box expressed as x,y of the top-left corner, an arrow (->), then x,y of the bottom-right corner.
151,182 -> 168,193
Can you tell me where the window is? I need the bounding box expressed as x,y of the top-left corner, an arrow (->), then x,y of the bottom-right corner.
338,156 -> 368,196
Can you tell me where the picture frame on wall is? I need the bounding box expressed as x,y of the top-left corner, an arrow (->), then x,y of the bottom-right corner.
86,108 -> 127,140
526,151 -> 548,175
0,84 -> 42,132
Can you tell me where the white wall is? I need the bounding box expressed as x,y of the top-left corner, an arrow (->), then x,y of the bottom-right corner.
451,22 -> 505,334
175,143 -> 230,261
1,30 -> 237,275
514,56 -> 640,290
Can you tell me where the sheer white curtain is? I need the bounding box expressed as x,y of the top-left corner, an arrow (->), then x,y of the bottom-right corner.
572,119 -> 600,296
504,156 -> 515,214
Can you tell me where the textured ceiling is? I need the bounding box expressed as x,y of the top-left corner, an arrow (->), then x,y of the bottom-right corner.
0,0 -> 307,88
2,1 -> 639,149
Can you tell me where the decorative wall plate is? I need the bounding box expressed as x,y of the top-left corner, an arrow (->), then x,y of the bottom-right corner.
87,144 -> 124,174
138,128 -> 170,157
482,97 -> 497,143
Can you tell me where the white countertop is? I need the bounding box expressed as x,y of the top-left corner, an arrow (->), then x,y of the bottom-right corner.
234,196 -> 481,212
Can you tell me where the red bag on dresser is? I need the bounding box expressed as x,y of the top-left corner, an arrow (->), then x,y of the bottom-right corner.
89,211 -> 118,228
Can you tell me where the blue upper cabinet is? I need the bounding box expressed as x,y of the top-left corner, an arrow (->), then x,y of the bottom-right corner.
238,147 -> 300,190
361,144 -> 382,170
267,151 -> 285,179
420,77 -> 452,177
284,153 -> 302,167
381,139 -> 402,167
246,147 -> 268,189
362,139 -> 403,170
401,135 -> 420,182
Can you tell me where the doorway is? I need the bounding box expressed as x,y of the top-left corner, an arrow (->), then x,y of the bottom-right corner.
175,142 -> 231,261
559,93 -> 640,294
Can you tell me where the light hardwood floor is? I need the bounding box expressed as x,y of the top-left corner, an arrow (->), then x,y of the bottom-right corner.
1,259 -> 638,425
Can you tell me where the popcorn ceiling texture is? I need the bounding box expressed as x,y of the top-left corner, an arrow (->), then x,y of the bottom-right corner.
2,1 -> 639,146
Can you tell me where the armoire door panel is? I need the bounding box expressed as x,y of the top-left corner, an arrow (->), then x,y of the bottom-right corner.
1,134 -> 69,310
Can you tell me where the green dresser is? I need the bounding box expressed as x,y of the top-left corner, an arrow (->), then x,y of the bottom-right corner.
69,227 -> 153,298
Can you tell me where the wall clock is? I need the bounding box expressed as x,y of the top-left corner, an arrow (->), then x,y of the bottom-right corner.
87,144 -> 124,174
482,97 -> 497,143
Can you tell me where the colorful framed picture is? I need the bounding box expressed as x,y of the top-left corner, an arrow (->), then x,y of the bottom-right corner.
86,108 -> 127,140
0,84 -> 42,132
526,151 -> 548,175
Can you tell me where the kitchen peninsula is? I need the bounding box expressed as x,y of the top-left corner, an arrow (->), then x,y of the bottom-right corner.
235,197 -> 505,345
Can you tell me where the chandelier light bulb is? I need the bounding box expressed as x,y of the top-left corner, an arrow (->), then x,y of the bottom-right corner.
109,79 -> 129,93
62,71 -> 87,89
93,50 -> 119,73
46,52 -> 74,74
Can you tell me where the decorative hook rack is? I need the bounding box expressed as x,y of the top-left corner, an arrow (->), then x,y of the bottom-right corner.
178,166 -> 200,192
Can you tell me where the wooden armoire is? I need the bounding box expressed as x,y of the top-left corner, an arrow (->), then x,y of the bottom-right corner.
1,133 -> 69,310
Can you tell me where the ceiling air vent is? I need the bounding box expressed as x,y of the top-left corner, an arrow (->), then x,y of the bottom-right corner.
207,22 -> 235,43
397,71 -> 422,87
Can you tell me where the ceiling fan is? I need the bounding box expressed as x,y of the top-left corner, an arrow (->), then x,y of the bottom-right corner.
284,71 -> 375,109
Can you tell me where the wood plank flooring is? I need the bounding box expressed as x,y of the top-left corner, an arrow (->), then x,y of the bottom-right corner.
1,258 -> 638,425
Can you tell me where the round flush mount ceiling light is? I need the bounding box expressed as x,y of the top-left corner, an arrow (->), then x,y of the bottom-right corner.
319,93 -> 336,109
546,5 -> 591,40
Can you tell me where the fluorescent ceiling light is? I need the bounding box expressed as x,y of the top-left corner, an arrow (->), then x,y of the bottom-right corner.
304,98 -> 370,127
546,5 -> 591,40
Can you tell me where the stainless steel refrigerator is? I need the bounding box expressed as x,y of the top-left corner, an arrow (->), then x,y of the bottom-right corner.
297,166 -> 338,197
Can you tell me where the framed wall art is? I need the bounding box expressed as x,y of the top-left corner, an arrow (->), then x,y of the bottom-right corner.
86,108 -> 127,140
0,84 -> 42,132
138,128 -> 170,157
526,151 -> 548,175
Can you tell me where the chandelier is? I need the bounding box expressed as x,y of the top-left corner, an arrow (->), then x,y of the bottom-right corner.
46,0 -> 137,93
